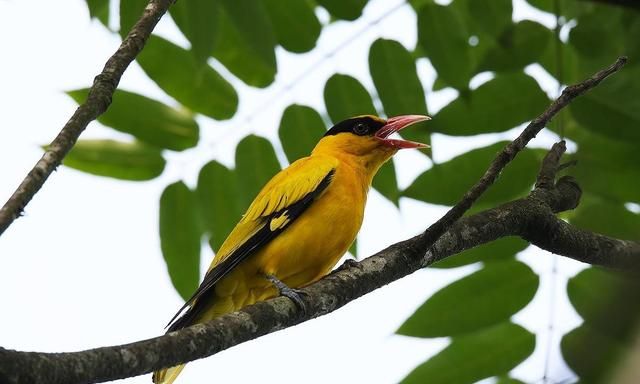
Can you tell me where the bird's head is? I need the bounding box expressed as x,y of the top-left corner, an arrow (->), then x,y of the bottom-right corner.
313,114 -> 430,169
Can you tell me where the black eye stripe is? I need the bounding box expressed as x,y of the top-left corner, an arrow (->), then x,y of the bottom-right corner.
324,116 -> 385,137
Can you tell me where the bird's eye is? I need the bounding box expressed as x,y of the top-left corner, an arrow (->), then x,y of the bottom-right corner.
353,123 -> 368,136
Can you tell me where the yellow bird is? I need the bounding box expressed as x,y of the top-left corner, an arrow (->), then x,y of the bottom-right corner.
153,114 -> 430,383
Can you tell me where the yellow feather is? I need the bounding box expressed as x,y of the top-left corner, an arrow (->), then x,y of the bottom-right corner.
269,211 -> 290,231
153,365 -> 185,384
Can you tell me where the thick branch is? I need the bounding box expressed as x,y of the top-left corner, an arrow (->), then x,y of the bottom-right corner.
1,170 -> 637,384
0,0 -> 176,236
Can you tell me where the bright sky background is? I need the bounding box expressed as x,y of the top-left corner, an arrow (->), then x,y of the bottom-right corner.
0,0 -> 588,383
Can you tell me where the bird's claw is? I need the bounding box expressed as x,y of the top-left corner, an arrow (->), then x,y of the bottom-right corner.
265,274 -> 308,316
279,287 -> 308,315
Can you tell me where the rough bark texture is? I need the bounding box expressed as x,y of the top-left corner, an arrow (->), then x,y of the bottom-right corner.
0,0 -> 176,236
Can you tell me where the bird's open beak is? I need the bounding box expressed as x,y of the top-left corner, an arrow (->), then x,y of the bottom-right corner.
375,115 -> 431,149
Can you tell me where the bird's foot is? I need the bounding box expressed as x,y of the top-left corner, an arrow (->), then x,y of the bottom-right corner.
265,274 -> 308,315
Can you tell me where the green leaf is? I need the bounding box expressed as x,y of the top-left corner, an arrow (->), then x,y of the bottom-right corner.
431,237 -> 528,269
212,0 -> 277,87
119,0 -> 147,38
623,13 -> 640,63
561,324 -> 630,384
278,104 -> 326,164
401,322 -> 535,384
539,37 -> 581,85
368,39 -> 427,116
572,133 -> 640,203
569,7 -> 625,64
235,135 -> 282,207
324,74 -> 377,123
197,161 -> 244,252
349,239 -> 358,258
465,0 -> 512,37
432,76 -> 448,91
478,21 -> 552,73
372,161 -> 400,206
527,0 -> 593,20
160,182 -> 201,300
86,0 -> 109,26
316,0 -> 367,21
567,267 -> 640,341
429,73 -> 549,136
404,142 -> 540,207
264,0 -> 321,53
570,196 -> 640,241
417,4 -> 472,90
67,89 -> 199,151
408,0 -> 433,12
170,0 -> 218,62
368,39 -> 430,146
61,139 -> 165,181
569,65 -> 640,143
398,260 -> 538,338
567,6 -> 640,81
137,35 -> 238,120
525,0 -> 579,18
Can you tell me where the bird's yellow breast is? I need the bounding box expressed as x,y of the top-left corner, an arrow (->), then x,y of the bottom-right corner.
256,159 -> 368,283
209,155 -> 371,313
199,133 -> 397,318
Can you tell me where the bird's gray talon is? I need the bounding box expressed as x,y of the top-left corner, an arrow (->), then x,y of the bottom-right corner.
265,274 -> 308,315
281,288 -> 308,314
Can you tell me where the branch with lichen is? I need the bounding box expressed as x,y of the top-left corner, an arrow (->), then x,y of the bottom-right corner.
0,58 -> 636,384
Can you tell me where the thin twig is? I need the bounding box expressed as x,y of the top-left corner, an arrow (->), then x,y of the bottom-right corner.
536,140 -> 567,189
557,160 -> 578,172
0,0 -> 176,236
414,56 -> 627,251
0,59 -> 632,384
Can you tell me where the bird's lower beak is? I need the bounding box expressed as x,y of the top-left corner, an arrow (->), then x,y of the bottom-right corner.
375,115 -> 431,149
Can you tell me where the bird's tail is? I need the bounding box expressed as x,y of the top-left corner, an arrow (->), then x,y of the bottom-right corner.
152,295 -> 230,384
152,364 -> 185,384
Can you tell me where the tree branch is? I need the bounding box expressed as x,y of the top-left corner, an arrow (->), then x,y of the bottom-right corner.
0,0 -> 176,237
0,57 -> 635,384
1,146 -> 637,384
415,56 -> 628,250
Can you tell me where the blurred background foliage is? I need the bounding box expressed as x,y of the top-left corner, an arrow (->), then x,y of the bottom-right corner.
70,0 -> 640,382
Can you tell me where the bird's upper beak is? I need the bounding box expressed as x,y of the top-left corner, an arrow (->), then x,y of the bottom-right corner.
374,115 -> 431,149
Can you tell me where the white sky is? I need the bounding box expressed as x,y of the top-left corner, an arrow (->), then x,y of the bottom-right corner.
0,0 -> 587,383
